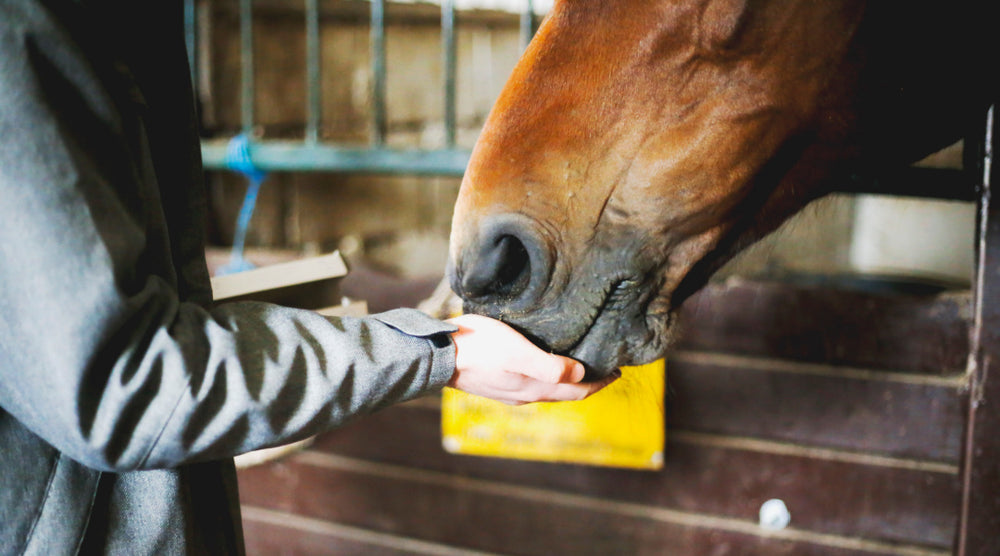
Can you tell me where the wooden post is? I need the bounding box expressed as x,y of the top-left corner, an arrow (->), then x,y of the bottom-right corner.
956,104 -> 1000,556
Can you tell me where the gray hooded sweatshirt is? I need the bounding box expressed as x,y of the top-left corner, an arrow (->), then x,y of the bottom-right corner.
0,2 -> 457,553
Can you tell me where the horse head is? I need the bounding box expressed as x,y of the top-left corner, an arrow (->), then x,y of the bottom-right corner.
448,0 -> 990,378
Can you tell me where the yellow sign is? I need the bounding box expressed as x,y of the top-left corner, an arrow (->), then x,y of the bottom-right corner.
441,359 -> 665,470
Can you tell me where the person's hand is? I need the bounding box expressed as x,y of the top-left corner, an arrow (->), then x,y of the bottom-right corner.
446,314 -> 620,405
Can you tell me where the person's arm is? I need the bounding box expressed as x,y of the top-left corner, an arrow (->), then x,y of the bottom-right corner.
0,3 -> 613,474
0,3 -> 458,472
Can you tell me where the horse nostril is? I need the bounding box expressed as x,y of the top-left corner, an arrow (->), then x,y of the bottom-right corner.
450,214 -> 551,307
460,234 -> 531,300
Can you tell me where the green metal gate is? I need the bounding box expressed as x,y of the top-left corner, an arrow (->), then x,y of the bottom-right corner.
186,0 -> 540,176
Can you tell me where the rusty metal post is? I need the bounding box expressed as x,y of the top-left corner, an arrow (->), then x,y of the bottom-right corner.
955,103 -> 1000,556
305,0 -> 321,145
239,0 -> 255,136
370,0 -> 387,146
442,0 -> 456,148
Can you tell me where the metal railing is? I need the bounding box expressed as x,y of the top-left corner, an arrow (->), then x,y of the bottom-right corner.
186,0 -> 539,176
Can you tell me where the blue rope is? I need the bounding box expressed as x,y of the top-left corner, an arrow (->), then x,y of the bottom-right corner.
218,134 -> 267,276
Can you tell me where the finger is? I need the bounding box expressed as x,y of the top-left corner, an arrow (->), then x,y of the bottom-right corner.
535,383 -> 593,402
553,369 -> 621,401
519,355 -> 585,385
564,359 -> 587,383
528,380 -> 602,403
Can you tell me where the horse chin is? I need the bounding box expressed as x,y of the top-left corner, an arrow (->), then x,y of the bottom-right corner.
565,304 -> 675,381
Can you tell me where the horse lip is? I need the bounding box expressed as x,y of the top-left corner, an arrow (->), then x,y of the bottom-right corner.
561,276 -> 644,376
561,278 -> 622,350
460,272 -> 649,379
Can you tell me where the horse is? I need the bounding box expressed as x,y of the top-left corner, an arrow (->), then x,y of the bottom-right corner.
446,0 -> 997,378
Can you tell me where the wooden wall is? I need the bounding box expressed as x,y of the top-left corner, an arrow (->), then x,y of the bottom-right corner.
235,277 -> 970,555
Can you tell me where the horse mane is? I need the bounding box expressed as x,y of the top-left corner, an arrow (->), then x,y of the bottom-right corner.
853,1 -> 997,168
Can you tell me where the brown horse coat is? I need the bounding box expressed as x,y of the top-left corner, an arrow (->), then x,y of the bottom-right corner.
449,0 -> 996,377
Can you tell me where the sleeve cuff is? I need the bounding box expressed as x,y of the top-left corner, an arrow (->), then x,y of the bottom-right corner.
371,308 -> 459,336
371,308 -> 457,390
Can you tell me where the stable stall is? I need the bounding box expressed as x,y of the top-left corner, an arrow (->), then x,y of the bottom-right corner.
187,1 -> 999,554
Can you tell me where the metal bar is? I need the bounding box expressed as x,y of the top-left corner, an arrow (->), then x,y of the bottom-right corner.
370,0 -> 387,146
305,0 -> 321,144
519,0 -> 535,51
240,0 -> 255,135
184,0 -> 198,93
442,0 -> 457,148
201,139 -> 470,176
955,104 -> 1000,556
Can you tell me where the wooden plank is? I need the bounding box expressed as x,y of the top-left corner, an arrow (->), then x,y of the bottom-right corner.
667,352 -> 965,463
955,106 -> 1000,556
241,506 -> 494,556
210,251 -> 347,305
242,517 -> 424,556
298,403 -> 959,548
678,280 -> 970,375
238,454 -> 941,556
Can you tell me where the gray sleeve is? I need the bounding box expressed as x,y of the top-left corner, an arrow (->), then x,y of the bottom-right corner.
0,2 -> 457,472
